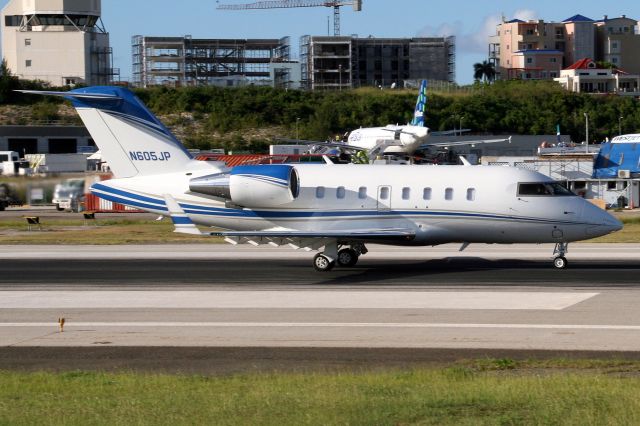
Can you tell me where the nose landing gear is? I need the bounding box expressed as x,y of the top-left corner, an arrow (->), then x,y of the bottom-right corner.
553,242 -> 569,269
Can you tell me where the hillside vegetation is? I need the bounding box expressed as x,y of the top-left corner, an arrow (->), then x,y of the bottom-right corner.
2,66 -> 639,153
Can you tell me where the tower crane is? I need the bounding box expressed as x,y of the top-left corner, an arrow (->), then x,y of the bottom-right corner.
216,0 -> 363,36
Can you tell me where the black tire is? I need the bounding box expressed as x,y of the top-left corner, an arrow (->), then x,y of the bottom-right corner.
553,256 -> 568,269
313,253 -> 335,272
337,248 -> 359,267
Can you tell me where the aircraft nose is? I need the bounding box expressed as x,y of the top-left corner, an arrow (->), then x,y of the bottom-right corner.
604,213 -> 624,232
581,201 -> 623,237
582,201 -> 622,238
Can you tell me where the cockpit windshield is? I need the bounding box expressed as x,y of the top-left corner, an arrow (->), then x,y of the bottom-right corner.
517,182 -> 575,197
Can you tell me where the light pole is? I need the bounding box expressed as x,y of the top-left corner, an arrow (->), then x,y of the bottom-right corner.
584,112 -> 589,153
296,117 -> 301,140
619,115 -> 624,136
459,116 -> 464,137
338,64 -> 342,91
451,116 -> 456,136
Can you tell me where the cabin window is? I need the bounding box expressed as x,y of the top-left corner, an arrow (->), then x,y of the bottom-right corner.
25,60 -> 31,67
402,187 -> 410,200
517,182 -> 574,196
466,188 -> 476,201
445,188 -> 454,200
422,187 -> 432,200
316,186 -> 325,199
358,186 -> 367,199
336,186 -> 346,199
380,187 -> 389,200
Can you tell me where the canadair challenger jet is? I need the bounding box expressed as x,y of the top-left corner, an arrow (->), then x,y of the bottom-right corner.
20,87 -> 622,271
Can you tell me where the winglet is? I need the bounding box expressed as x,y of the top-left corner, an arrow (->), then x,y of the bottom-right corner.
163,194 -> 202,235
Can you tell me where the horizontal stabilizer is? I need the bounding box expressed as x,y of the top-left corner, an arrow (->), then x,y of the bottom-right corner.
16,90 -> 121,101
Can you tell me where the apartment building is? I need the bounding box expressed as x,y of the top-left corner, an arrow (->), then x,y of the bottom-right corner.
489,14 -> 640,81
595,15 -> 640,73
1,0 -> 117,86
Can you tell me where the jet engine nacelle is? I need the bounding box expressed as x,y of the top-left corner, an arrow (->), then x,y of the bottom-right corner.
189,165 -> 300,208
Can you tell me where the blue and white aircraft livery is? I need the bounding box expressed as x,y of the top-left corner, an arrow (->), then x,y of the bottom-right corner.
344,80 -> 510,155
20,87 -> 622,270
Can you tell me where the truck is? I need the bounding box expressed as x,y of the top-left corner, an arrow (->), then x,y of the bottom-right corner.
0,151 -> 19,175
52,178 -> 85,212
0,183 -> 16,211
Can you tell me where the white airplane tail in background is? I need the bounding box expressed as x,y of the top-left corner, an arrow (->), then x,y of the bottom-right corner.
409,80 -> 427,127
18,87 -> 195,178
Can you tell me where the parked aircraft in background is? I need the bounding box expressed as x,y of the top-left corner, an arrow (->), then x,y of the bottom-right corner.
20,87 -> 622,271
309,80 -> 510,158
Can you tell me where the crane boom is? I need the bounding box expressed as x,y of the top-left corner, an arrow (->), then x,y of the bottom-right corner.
216,0 -> 362,36
217,1 -> 354,10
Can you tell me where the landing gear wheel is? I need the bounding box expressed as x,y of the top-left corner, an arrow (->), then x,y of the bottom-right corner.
313,253 -> 335,272
553,256 -> 568,269
337,248 -> 359,267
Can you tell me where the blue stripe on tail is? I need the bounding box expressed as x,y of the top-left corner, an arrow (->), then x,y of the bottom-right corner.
410,80 -> 427,127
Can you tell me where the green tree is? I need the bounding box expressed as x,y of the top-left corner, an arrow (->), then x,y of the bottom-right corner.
473,60 -> 496,83
0,59 -> 20,103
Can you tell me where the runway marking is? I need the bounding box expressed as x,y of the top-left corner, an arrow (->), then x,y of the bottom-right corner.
1,322 -> 639,330
0,291 -> 598,310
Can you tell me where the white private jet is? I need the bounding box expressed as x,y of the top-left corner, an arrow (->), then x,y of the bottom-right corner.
310,80 -> 510,158
20,87 -> 622,271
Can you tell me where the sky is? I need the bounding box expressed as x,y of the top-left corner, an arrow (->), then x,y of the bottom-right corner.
1,0 -> 639,84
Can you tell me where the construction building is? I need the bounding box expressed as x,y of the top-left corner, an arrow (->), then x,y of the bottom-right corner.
489,14 -> 640,81
300,35 -> 455,90
1,0 -> 117,86
132,35 -> 297,88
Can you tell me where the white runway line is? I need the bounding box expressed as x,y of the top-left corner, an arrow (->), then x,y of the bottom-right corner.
0,291 -> 598,310
2,322 -> 640,330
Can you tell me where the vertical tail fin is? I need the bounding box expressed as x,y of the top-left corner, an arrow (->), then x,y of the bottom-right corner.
410,80 -> 428,127
18,86 -> 194,178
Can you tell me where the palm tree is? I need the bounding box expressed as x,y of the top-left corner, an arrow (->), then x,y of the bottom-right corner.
473,61 -> 496,83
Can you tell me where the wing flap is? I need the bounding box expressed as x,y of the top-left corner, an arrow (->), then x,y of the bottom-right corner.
211,229 -> 415,241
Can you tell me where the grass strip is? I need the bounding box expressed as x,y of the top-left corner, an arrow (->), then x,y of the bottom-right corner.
1,360 -> 640,425
0,213 -> 639,244
0,218 -> 222,244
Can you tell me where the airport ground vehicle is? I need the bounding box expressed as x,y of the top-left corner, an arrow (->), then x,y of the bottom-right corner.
52,178 -> 85,212
0,183 -> 16,211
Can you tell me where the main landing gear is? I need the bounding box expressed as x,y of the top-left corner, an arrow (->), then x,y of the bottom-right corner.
553,242 -> 569,269
313,243 -> 368,272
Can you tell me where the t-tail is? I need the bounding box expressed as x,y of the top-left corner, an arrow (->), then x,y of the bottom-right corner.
409,80 -> 427,127
17,86 -> 197,178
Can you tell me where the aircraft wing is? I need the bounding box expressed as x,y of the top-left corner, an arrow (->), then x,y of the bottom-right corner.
212,228 -> 415,250
212,228 -> 415,241
420,136 -> 511,149
276,138 -> 369,153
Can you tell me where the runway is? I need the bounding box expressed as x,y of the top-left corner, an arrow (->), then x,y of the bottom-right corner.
2,244 -> 640,371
